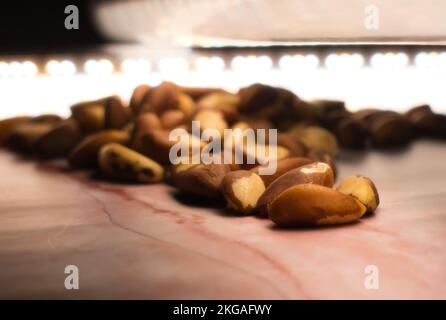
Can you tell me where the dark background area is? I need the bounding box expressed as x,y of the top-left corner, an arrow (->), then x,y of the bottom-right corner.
0,0 -> 106,54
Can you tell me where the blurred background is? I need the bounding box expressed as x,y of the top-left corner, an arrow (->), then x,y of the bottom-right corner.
1,1 -> 104,53
1,0 -> 446,118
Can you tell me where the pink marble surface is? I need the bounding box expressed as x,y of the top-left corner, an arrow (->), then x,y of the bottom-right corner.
0,140 -> 446,299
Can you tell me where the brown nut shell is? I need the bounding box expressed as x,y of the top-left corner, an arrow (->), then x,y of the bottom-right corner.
306,149 -> 337,178
238,83 -> 279,113
160,110 -> 186,130
129,113 -> 163,152
193,109 -> 228,136
277,133 -> 308,157
334,118 -> 369,149
311,99 -> 346,115
7,122 -> 55,153
222,170 -> 265,214
176,93 -> 197,118
197,92 -> 240,124
336,175 -> 379,212
173,163 -> 231,199
250,157 -> 313,187
0,116 -> 32,144
139,82 -> 179,114
269,184 -> 367,227
30,114 -> 62,123
178,86 -> 225,101
71,100 -> 105,133
405,106 -> 446,138
98,143 -> 164,183
239,144 -> 290,170
104,96 -> 130,129
68,130 -> 129,168
35,119 -> 81,158
370,114 -> 413,147
129,85 -> 151,115
141,129 -> 204,165
256,162 -> 334,216
288,125 -> 339,156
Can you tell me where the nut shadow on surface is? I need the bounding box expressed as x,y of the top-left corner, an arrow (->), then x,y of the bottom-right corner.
266,208 -> 379,231
169,190 -> 254,217
34,158 -> 74,173
35,158 -> 149,187
267,219 -> 363,232
169,189 -> 226,209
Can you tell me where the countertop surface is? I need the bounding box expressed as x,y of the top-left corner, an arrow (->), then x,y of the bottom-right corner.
1,140 -> 445,299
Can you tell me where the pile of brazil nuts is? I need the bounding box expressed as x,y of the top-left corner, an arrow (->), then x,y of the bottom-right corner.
1,82 -> 445,227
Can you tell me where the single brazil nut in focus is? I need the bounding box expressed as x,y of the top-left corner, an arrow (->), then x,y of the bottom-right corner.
173,163 -> 231,199
68,130 -> 129,168
98,143 -> 164,183
336,175 -> 379,213
288,125 -> 339,156
222,170 -> 265,214
269,184 -> 367,227
250,157 -> 314,187
35,118 -> 82,158
0,116 -> 32,144
104,96 -> 131,129
129,113 -> 163,152
256,162 -> 334,216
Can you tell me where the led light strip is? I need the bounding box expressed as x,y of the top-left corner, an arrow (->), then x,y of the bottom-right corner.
1,51 -> 446,77
0,51 -> 446,119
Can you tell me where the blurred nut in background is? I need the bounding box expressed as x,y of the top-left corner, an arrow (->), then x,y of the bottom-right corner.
104,96 -> 131,129
68,130 -> 129,168
99,143 -> 164,183
35,119 -> 81,158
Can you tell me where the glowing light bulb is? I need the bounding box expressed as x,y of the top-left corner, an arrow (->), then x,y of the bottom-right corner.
60,60 -> 76,76
84,59 -> 114,76
8,61 -> 22,77
0,61 -> 8,77
159,57 -> 188,73
370,52 -> 408,69
21,61 -> 39,77
195,56 -> 225,72
325,53 -> 364,70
